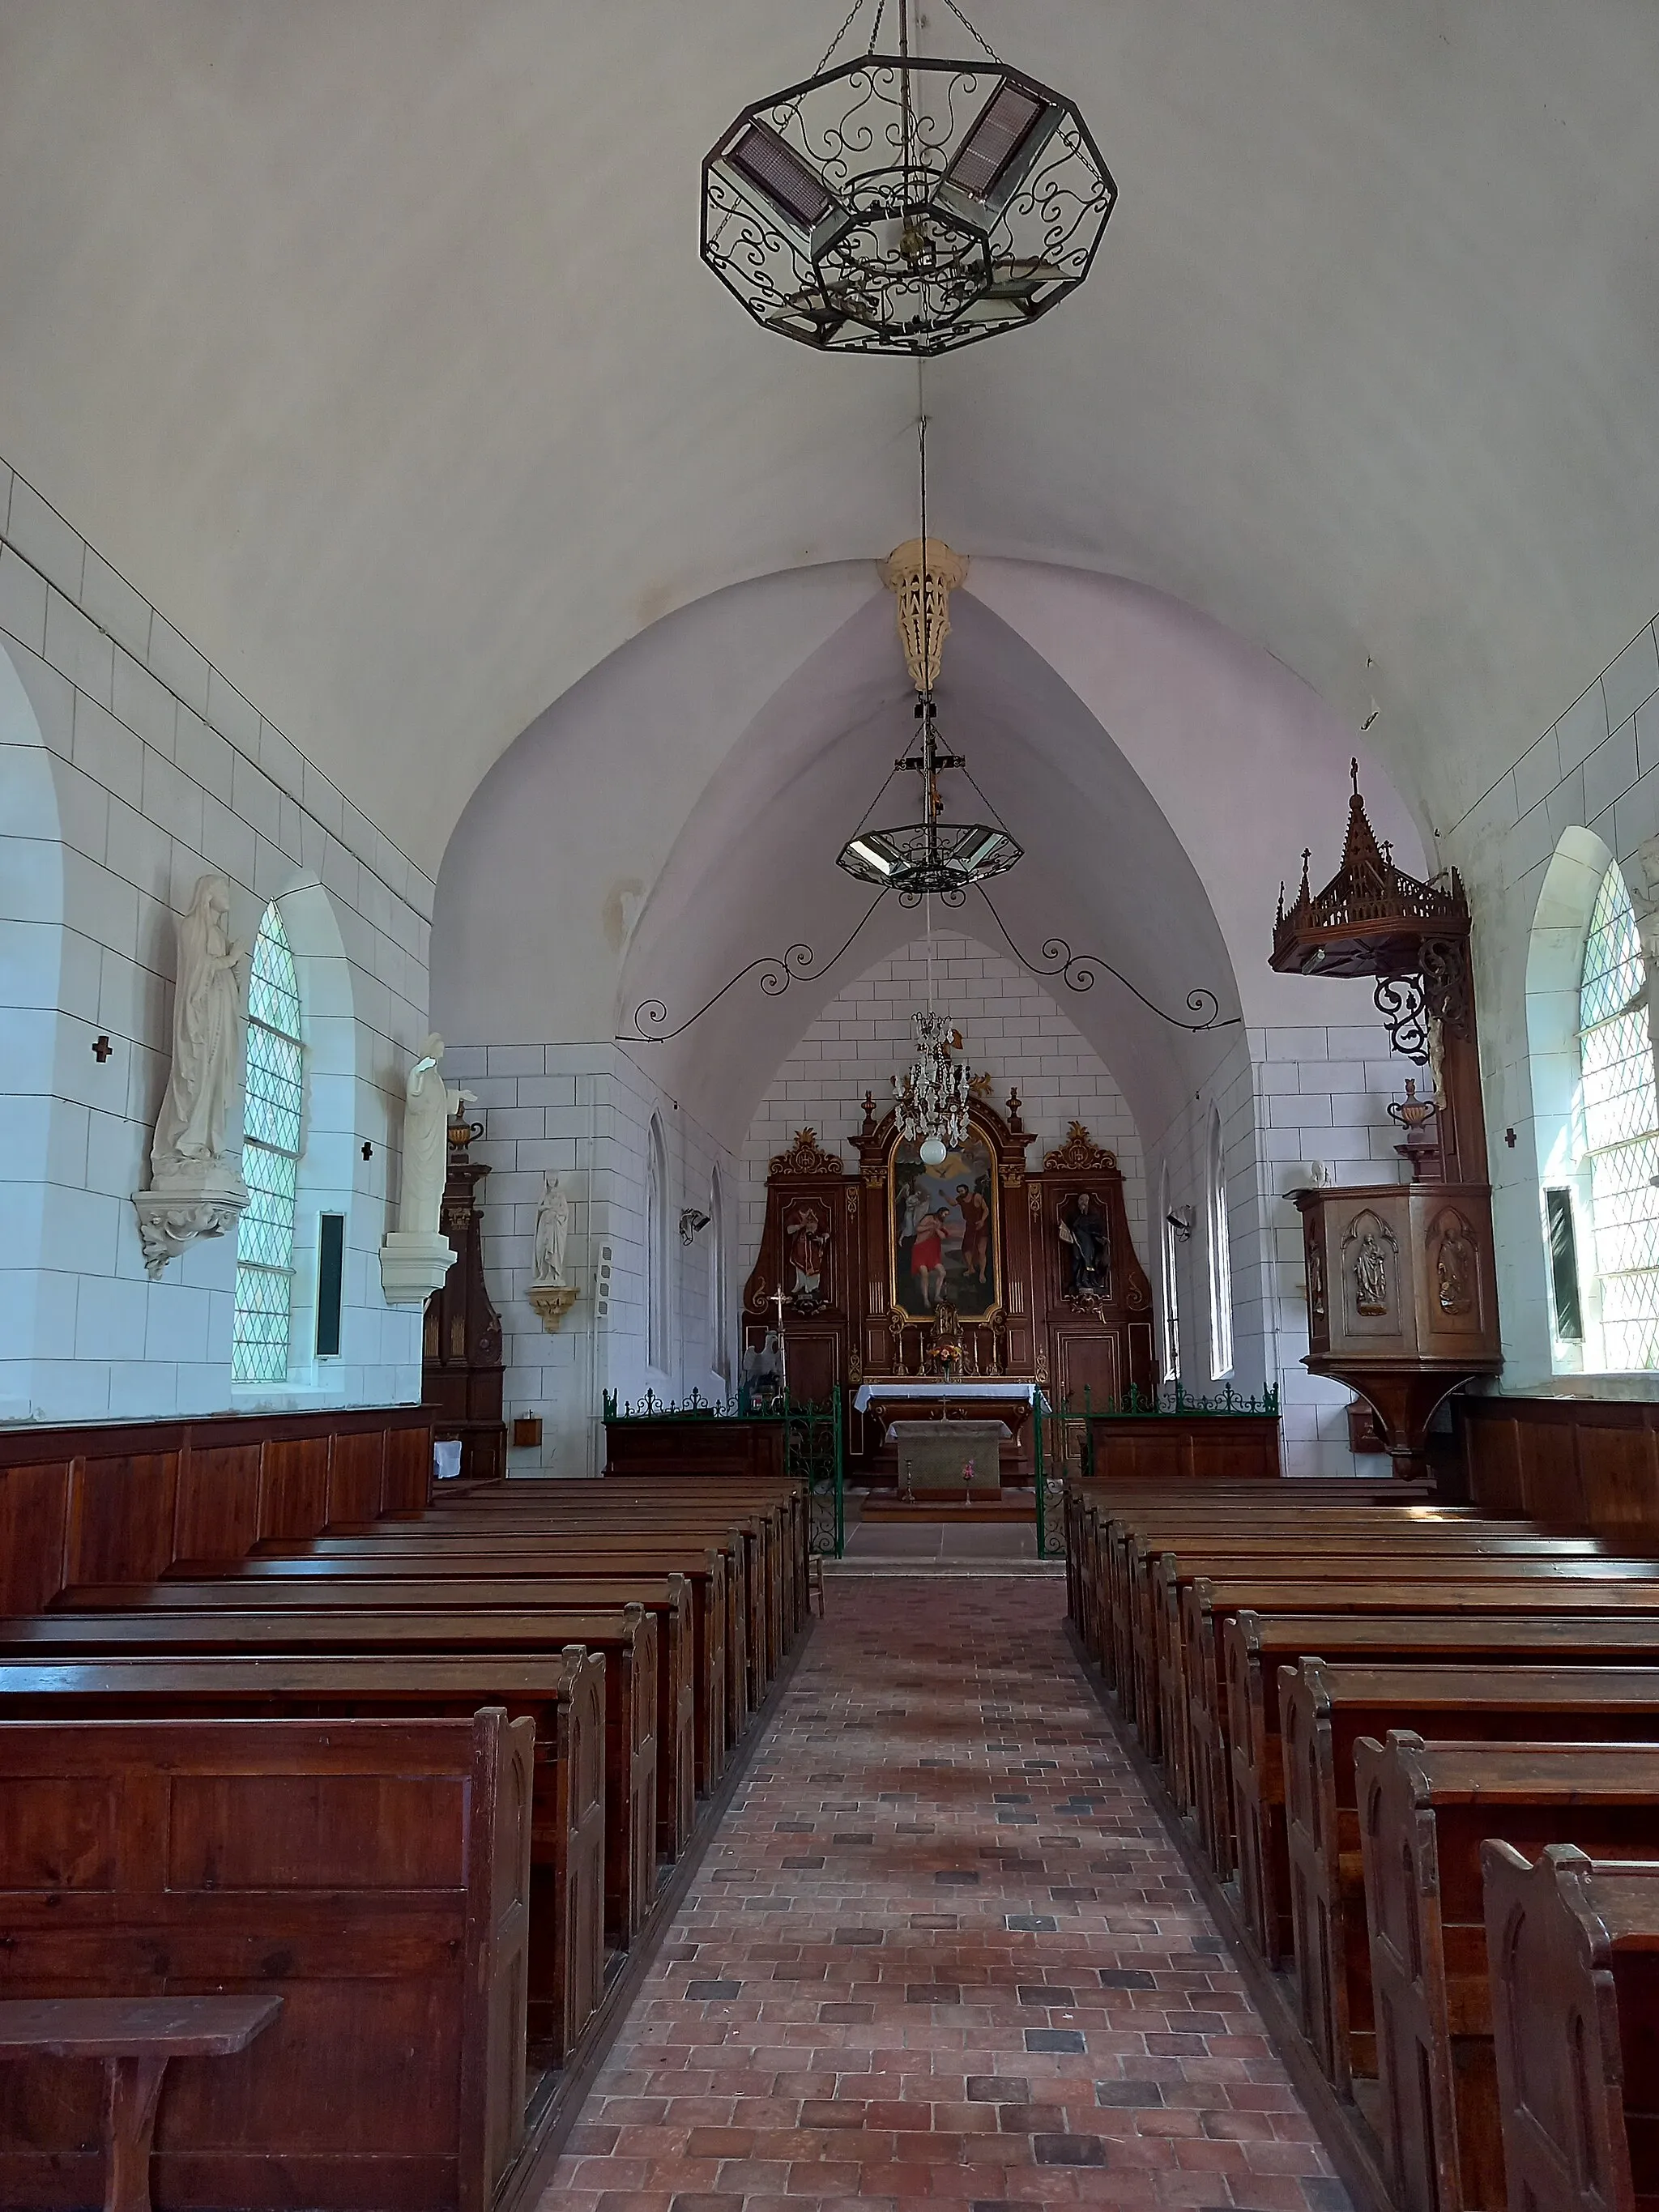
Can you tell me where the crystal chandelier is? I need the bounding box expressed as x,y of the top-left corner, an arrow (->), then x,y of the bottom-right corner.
702,0 -> 1116,358
895,1008 -> 970,1166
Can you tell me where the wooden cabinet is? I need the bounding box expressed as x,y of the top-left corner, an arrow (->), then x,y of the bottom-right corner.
423,1155 -> 505,1482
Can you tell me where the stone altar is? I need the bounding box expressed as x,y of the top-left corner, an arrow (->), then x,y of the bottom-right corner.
887,1418 -> 1009,1498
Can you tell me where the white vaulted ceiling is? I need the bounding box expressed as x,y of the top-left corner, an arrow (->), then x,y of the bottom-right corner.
2,1 -> 1658,880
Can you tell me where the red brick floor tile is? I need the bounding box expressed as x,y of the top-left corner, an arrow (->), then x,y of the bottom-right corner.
535,1576 -> 1349,2210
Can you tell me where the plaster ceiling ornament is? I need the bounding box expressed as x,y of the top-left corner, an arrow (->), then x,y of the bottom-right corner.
701,0 -> 1116,359
884,536 -> 970,693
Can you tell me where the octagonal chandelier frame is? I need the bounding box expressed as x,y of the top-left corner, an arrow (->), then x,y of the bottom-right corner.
702,0 -> 1117,358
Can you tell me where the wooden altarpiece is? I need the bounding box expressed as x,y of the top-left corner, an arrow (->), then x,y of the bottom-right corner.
741,1097 -> 1154,1485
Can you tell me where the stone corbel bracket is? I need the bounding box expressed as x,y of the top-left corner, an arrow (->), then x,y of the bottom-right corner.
379,1230 -> 457,1306
527,1283 -> 579,1332
133,1166 -> 249,1279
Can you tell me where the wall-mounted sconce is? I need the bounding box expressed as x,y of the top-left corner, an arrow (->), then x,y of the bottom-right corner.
680,1208 -> 711,1245
1166,1204 -> 1195,1242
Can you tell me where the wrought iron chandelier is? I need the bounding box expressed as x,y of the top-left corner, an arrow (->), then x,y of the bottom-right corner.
837,420 -> 1022,900
702,0 -> 1117,358
895,1006 -> 971,1165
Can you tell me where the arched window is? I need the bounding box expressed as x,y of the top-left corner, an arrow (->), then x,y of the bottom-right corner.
709,1166 -> 731,1386
1577,863 -> 1659,1367
232,904 -> 305,1383
1158,1160 -> 1181,1383
646,1115 -> 668,1372
1207,1108 -> 1233,1379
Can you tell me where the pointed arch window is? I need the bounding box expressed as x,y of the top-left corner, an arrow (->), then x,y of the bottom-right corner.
710,1166 -> 731,1386
232,903 -> 305,1383
1158,1160 -> 1181,1383
646,1116 -> 669,1372
1207,1108 -> 1233,1379
1578,863 -> 1659,1367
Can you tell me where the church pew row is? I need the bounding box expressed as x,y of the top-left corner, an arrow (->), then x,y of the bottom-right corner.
0,1709 -> 533,2212
1185,1572 -> 1659,1889
1144,1535 -> 1615,1810
1482,1843 -> 1659,2212
1280,1662 -> 1659,2097
1062,1479 -> 1659,2212
1358,1737 -> 1659,2212
274,1524 -> 753,1746
139,1542 -> 735,1793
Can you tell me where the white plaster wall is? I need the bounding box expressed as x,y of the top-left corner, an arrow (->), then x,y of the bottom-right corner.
740,934 -> 1147,1266
0,455 -> 436,1423
1445,604 -> 1659,1389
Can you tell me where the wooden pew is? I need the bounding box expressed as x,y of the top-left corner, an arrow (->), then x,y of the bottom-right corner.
1482,1843 -> 1659,2212
1279,1661 -> 1659,2095
421,1497 -> 778,1699
24,1591 -> 652,1954
266,1526 -> 758,1733
1224,1611 -> 1659,1976
77,1549 -> 732,1797
1183,1574 -> 1659,1889
1358,1736 -> 1659,2212
1066,1485 -> 1481,1668
1141,1536 -> 1612,1810
0,1652 -> 611,2068
0,1710 -> 532,2212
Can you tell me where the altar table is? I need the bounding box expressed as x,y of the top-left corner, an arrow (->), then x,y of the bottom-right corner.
851,1381 -> 1048,1489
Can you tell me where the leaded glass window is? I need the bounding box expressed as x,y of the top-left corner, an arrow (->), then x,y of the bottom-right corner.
232,905 -> 304,1383
1578,864 -> 1659,1368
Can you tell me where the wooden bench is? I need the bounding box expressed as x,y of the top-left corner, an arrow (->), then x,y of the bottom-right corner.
1223,1610 -> 1659,1975
1482,1843 -> 1659,2212
75,1549 -> 733,1797
0,1648 -> 615,2064
1278,1660 -> 1659,2095
1358,1735 -> 1659,2212
0,1995 -> 282,2212
413,1502 -> 777,1704
1141,1536 -> 1612,1809
1183,1574 -> 1659,1890
0,1711 -> 531,2212
239,1539 -> 742,1763
15,1596 -> 642,1960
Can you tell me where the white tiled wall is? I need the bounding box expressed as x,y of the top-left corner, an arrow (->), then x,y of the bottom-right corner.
0,454 -> 436,1423
741,934 -> 1148,1256
1444,602 -> 1659,1387
441,1042 -> 739,1477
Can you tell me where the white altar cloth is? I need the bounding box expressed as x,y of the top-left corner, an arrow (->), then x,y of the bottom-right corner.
851,1380 -> 1048,1413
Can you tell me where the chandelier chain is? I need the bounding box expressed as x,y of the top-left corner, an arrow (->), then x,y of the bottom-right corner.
938,0 -> 1004,64
814,0 -> 881,75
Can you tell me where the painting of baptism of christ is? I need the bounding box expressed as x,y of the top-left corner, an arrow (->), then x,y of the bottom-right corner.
889,1128 -> 1000,1322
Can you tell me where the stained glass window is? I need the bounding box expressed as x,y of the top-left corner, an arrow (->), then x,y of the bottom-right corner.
1578,863 -> 1659,1369
232,905 -> 304,1383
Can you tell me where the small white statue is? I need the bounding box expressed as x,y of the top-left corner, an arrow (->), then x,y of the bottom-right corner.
151,873 -> 246,1175
397,1032 -> 463,1238
534,1174 -> 570,1287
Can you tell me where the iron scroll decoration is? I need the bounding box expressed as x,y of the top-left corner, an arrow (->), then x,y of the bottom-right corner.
618,884 -> 1237,1042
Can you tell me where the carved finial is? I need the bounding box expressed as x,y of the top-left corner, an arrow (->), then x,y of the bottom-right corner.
1350,756 -> 1360,796
882,537 -> 970,694
860,1089 -> 878,1138
1005,1087 -> 1025,1133
1298,850 -> 1311,906
1276,881 -> 1286,927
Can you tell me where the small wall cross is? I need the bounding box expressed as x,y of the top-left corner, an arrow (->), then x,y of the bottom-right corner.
92,1034 -> 113,1063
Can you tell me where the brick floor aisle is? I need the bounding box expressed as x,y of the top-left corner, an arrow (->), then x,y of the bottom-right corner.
543,1575 -> 1350,2210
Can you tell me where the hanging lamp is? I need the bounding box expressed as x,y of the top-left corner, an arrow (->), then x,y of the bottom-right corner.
702,0 -> 1116,358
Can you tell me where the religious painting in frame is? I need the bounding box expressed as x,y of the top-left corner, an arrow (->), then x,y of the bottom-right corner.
888,1127 -> 1000,1322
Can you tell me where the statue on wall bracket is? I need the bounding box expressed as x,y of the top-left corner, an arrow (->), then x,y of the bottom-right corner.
133,873 -> 250,1277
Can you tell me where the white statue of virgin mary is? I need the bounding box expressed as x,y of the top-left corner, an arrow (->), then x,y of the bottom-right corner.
397,1033 -> 451,1239
151,873 -> 246,1176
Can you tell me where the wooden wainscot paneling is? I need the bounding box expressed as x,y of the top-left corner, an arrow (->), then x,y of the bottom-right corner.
1458,1393 -> 1659,1543
0,1407 -> 433,1614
